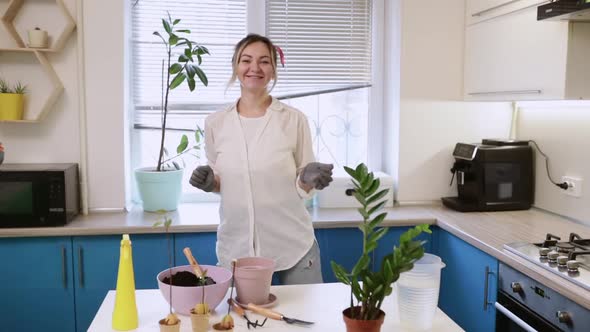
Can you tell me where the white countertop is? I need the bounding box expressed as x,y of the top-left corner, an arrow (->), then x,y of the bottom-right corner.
88,283 -> 463,332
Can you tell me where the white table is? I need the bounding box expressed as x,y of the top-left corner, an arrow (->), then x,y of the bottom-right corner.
89,283 -> 463,331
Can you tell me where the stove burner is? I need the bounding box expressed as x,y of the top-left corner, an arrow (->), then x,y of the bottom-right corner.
557,242 -> 575,253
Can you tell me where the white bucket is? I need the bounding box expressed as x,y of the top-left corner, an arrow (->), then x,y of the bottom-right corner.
397,253 -> 446,331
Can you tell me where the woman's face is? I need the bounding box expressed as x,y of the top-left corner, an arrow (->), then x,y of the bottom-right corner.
237,41 -> 274,91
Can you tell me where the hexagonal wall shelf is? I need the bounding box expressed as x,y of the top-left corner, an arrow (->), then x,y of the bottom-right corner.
1,0 -> 76,51
0,0 -> 76,123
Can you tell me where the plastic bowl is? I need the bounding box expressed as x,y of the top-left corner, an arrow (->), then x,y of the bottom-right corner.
157,264 -> 232,315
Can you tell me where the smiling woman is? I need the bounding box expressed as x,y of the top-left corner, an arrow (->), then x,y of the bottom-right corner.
188,33 -> 335,286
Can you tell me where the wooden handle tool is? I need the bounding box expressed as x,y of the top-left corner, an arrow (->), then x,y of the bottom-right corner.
182,247 -> 204,278
246,303 -> 283,321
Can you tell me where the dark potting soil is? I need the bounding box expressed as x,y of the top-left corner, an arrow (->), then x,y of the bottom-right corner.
162,271 -> 216,287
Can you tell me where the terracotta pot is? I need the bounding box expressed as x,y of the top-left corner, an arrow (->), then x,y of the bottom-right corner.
158,318 -> 181,332
342,306 -> 385,332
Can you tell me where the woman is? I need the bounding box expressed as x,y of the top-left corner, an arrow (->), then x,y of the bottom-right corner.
189,34 -> 333,285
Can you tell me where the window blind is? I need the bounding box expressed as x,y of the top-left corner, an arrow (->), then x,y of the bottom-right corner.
131,0 -> 246,123
266,0 -> 372,98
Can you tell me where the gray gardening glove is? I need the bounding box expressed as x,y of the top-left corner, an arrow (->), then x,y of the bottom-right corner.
190,165 -> 216,192
300,162 -> 334,190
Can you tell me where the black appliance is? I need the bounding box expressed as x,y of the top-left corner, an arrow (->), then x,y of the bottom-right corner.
0,163 -> 79,227
538,0 -> 590,21
496,263 -> 590,332
442,139 -> 533,212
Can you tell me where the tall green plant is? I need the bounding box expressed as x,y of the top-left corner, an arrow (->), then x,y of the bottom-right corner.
153,13 -> 209,171
331,163 -> 431,320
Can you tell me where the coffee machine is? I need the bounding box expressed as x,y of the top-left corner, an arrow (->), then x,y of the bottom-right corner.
441,139 -> 534,212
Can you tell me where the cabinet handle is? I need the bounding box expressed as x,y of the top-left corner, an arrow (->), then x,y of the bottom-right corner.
472,0 -> 521,17
468,90 -> 542,96
483,266 -> 495,310
61,245 -> 67,288
78,246 -> 84,288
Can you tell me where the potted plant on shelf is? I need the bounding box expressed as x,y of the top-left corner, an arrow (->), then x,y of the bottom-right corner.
154,213 -> 181,332
134,13 -> 210,212
331,163 -> 431,332
0,78 -> 26,121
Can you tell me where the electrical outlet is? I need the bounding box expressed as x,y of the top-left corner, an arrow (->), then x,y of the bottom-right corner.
562,176 -> 583,198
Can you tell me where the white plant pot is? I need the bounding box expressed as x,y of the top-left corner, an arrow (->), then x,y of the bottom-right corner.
28,29 -> 48,48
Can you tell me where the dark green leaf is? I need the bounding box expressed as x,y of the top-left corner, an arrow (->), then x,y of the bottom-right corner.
331,262 -> 351,285
162,19 -> 171,34
344,166 -> 357,179
365,178 -> 380,196
367,200 -> 387,216
169,34 -> 178,46
197,54 -> 202,65
173,19 -> 180,25
169,72 -> 186,89
357,207 -> 369,220
366,189 -> 389,205
169,63 -> 182,74
194,66 -> 208,86
187,64 -> 198,79
199,45 -> 210,54
195,127 -> 203,143
368,227 -> 388,244
184,48 -> 194,62
178,54 -> 189,63
172,161 -> 180,170
176,134 -> 188,154
351,254 -> 370,275
368,212 -> 387,230
176,29 -> 190,33
353,192 -> 366,206
187,77 -> 195,91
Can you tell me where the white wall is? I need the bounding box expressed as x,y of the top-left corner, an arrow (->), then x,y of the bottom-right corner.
397,0 -> 513,203
0,0 -> 126,211
517,102 -> 590,223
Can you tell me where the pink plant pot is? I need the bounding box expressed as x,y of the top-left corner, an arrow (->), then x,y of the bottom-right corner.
157,265 -> 232,315
234,257 -> 275,305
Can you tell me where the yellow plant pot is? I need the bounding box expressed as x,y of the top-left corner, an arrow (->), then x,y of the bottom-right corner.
0,93 -> 24,120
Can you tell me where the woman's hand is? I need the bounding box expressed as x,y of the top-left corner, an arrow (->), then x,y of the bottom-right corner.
190,165 -> 217,192
300,162 -> 334,190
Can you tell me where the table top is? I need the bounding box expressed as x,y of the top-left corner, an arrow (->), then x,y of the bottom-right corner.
89,282 -> 463,331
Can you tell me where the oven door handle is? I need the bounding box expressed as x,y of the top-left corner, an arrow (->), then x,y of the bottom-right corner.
495,302 -> 538,332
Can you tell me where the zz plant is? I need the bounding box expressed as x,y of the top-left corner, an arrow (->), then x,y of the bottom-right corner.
153,13 -> 209,171
331,163 -> 431,320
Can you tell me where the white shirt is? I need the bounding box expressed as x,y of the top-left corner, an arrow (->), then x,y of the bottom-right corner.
205,97 -> 316,271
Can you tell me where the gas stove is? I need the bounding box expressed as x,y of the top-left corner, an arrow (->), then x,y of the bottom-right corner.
504,233 -> 590,291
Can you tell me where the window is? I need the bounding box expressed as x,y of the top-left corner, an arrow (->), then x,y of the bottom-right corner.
129,0 -> 376,202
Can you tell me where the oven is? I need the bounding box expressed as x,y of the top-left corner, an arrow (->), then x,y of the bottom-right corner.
496,263 -> 590,332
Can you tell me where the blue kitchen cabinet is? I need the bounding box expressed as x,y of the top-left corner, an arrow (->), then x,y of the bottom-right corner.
315,228 -> 363,283
434,228 -> 498,332
174,232 -> 218,266
72,234 -> 169,332
0,236 -> 76,332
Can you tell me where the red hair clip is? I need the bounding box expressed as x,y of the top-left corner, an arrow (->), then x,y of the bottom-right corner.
275,46 -> 285,67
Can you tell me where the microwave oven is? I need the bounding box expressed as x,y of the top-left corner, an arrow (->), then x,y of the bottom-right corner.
0,163 -> 79,227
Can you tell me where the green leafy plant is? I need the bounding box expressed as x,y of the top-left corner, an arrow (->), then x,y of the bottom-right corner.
0,78 -> 9,93
331,163 -> 431,321
13,82 -> 27,94
152,13 -> 210,171
0,78 -> 26,94
153,212 -> 179,325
